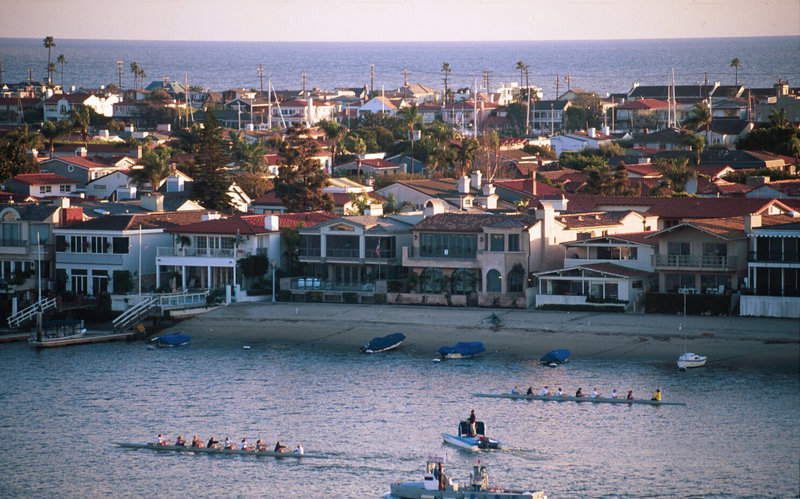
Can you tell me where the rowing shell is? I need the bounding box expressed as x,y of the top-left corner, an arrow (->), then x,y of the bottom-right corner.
114,442 -> 327,458
473,393 -> 686,406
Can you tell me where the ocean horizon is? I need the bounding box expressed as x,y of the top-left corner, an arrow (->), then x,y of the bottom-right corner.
1,36 -> 799,98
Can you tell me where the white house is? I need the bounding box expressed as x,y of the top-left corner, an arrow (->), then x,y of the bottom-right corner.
3,173 -> 78,198
358,96 -> 400,117
43,92 -> 120,121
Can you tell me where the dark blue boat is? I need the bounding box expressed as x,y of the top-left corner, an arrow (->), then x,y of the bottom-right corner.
155,333 -> 191,347
437,341 -> 485,359
360,333 -> 406,353
540,349 -> 570,365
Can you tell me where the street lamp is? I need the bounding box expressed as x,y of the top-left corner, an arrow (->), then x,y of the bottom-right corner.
271,260 -> 277,303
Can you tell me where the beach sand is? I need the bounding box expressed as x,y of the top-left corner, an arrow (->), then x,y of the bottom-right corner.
167,302 -> 799,368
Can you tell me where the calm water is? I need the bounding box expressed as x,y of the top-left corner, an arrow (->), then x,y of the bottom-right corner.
0,338 -> 797,498
1,37 -> 799,98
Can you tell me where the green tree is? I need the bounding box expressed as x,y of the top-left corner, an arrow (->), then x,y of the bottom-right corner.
572,93 -> 605,129
130,62 -> 140,89
272,125 -> 334,212
382,193 -> 415,214
611,163 -> 638,196
351,136 -> 366,178
564,106 -> 587,131
43,36 -> 56,86
235,173 -> 273,199
653,157 -> 696,192
730,58 -> 741,86
39,119 -> 68,158
516,60 -> 526,87
191,110 -> 232,210
281,226 -> 304,275
229,131 -> 268,173
522,143 -> 557,159
441,62 -> 452,105
453,137 -> 479,177
683,102 -> 712,145
319,120 -> 347,166
681,133 -> 706,166
56,54 -> 67,88
583,164 -> 614,195
130,146 -> 173,192
768,108 -> 789,128
558,151 -> 606,171
0,126 -> 40,183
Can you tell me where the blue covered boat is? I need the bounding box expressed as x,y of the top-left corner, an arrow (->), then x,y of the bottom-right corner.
540,349 -> 570,365
360,332 -> 406,353
437,341 -> 485,360
155,333 -> 191,348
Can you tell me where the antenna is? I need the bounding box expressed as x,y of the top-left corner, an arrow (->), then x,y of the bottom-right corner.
370,63 -> 375,95
257,64 -> 264,94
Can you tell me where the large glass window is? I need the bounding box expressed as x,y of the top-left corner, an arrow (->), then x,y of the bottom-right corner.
419,233 -> 477,258
667,242 -> 690,255
299,235 -> 321,257
508,234 -> 520,252
112,237 -> 129,254
490,234 -> 504,252
665,273 -> 695,292
507,269 -> 524,293
91,236 -> 108,254
71,235 -> 87,253
29,224 -> 50,245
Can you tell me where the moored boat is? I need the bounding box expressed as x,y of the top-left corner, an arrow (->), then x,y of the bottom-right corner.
677,352 -> 707,369
389,455 -> 546,499
154,333 -> 191,347
360,332 -> 406,353
539,349 -> 570,366
437,341 -> 485,360
473,392 -> 686,406
114,442 -> 326,458
441,420 -> 503,451
28,319 -> 86,348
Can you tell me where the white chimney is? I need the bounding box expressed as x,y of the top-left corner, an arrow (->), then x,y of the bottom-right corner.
365,204 -> 384,216
470,170 -> 483,190
141,193 -> 164,211
588,127 -> 596,138
202,213 -> 222,221
124,124 -> 135,133
56,197 -> 70,208
602,126 -> 610,135
745,213 -> 762,232
75,147 -> 87,157
265,215 -> 280,231
482,183 -> 495,196
457,175 -> 470,194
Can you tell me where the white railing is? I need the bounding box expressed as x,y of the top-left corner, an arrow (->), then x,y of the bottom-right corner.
157,290 -> 210,309
6,297 -> 58,328
112,296 -> 157,333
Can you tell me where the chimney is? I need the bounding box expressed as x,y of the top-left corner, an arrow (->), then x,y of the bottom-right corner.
265,214 -> 280,231
56,197 -> 71,208
141,193 -> 164,212
470,170 -> 483,190
365,204 -> 383,216
202,213 -> 222,221
745,213 -> 762,232
588,127 -> 596,138
75,147 -> 87,157
482,183 -> 495,196
457,176 -> 469,194
130,145 -> 142,159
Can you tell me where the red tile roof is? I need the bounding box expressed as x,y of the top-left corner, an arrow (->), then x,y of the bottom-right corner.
564,195 -> 796,220
494,178 -> 568,198
362,158 -> 400,168
616,99 -> 670,110
41,156 -> 119,170
10,173 -> 76,185
624,164 -> 662,176
274,212 -> 337,228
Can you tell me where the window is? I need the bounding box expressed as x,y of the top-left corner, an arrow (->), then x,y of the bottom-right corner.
665,273 -> 694,292
667,242 -> 690,255
702,243 -> 727,257
419,234 -> 477,259
490,234 -> 504,252
71,269 -> 88,295
508,234 -> 520,252
39,185 -> 52,194
112,237 -> 129,254
91,236 -> 108,254
71,235 -> 87,253
59,185 -> 71,193
56,235 -> 67,252
486,269 -> 502,293
507,269 -> 524,293
29,224 -> 50,245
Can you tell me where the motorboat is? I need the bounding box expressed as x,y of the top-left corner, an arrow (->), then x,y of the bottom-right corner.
28,319 -> 87,348
441,420 -> 503,451
539,349 -> 570,366
677,352 -> 707,370
389,455 -> 546,499
360,332 -> 406,353
436,341 -> 485,360
154,333 -> 191,347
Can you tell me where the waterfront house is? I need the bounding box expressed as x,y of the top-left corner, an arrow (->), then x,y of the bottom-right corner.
3,173 -> 78,198
43,92 -> 120,121
740,213 -> 800,318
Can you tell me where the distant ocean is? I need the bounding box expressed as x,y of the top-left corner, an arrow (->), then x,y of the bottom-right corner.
1,37 -> 798,98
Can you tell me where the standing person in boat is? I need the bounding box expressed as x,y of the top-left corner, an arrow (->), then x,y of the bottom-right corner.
575,387 -> 585,397
436,463 -> 446,491
467,409 -> 477,437
539,386 -> 551,396
626,390 -> 634,400
207,436 -> 220,449
651,389 -> 661,401
294,444 -> 304,454
175,435 -> 187,446
274,441 -> 289,453
157,434 -> 168,446
191,435 -> 203,448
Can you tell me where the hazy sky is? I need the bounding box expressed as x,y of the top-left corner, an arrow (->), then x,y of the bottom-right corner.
2,0 -> 799,42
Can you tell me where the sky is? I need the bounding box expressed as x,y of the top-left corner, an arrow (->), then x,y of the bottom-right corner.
2,0 -> 799,42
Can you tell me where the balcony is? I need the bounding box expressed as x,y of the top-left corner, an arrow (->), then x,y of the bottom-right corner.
403,246 -> 479,269
157,247 -> 236,258
653,254 -> 739,270
747,251 -> 800,264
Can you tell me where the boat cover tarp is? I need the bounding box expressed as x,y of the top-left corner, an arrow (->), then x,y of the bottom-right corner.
540,349 -> 570,364
157,333 -> 191,346
438,341 -> 485,356
362,333 -> 406,352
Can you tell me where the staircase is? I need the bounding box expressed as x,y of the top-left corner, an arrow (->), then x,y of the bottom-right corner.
112,296 -> 158,333
7,297 -> 58,329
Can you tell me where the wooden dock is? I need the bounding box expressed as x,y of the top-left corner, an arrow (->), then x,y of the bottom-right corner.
28,331 -> 134,348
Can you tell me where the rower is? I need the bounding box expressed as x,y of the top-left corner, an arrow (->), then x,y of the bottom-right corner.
191,435 -> 203,448
651,389 -> 661,401
224,437 -> 235,450
539,386 -> 551,396
274,441 -> 289,453
256,439 -> 267,451
510,386 -> 520,394
610,389 -> 618,399
626,390 -> 634,400
557,388 -> 564,397
157,433 -> 168,446
575,387 -> 584,397
207,436 -> 220,449
175,435 -> 187,446
591,388 -> 601,398
241,438 -> 251,451
294,444 -> 304,454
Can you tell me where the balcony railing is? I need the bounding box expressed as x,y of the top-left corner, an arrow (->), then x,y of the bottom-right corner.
326,248 -> 359,258
298,248 -> 322,257
747,251 -> 800,263
405,246 -> 477,260
653,254 -> 737,269
0,238 -> 26,247
157,247 -> 235,258
290,278 -> 376,292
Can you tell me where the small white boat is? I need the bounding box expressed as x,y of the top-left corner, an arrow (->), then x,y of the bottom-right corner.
441,420 -> 503,451
677,352 -> 707,369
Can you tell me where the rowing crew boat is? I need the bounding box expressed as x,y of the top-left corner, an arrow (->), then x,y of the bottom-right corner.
473,393 -> 686,406
114,442 -> 327,458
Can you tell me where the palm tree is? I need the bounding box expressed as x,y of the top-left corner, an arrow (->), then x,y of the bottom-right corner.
130,62 -> 140,89
47,63 -> 56,87
130,147 -> 173,192
382,193 -> 415,214
730,58 -> 742,86
43,36 -> 55,85
70,105 -> 92,147
137,68 -> 147,91
516,61 -> 526,87
57,54 -> 67,88
683,102 -> 712,147
39,120 -> 67,158
681,133 -> 705,166
352,137 -> 366,178
453,137 -> 478,177
441,62 -> 452,105
319,120 -> 346,167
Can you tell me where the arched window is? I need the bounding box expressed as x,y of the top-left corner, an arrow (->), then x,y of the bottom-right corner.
420,268 -> 446,293
486,269 -> 502,293
508,267 -> 524,293
451,269 -> 477,295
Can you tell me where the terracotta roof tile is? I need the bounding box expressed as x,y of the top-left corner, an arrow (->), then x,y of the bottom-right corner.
9,173 -> 76,185
413,212 -> 537,232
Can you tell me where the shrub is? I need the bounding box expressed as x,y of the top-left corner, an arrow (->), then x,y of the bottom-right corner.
278,290 -> 291,302
343,292 -> 358,304
375,293 -> 387,304
306,291 -> 322,303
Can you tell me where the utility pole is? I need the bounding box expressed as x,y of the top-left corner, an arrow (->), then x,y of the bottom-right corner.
257,64 -> 264,94
301,72 -> 307,100
370,63 -> 375,95
28,68 -> 33,87
0,59 -> 3,86
483,69 -> 489,91
116,60 -> 124,89
555,74 -> 560,99
403,68 -> 408,102
565,74 -> 571,91
525,65 -> 531,135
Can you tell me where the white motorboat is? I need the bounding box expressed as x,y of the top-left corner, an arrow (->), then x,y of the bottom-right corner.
677,352 -> 707,369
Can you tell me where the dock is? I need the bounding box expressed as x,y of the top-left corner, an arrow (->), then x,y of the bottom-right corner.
28,330 -> 134,348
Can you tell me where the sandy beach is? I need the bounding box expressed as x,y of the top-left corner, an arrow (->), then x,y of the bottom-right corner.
168,302 -> 800,368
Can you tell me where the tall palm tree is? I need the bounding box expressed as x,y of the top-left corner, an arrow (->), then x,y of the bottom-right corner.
130,62 -> 140,90
130,147 -> 173,192
352,137 -> 366,178
43,36 -> 55,85
39,120 -> 67,158
319,120 -> 346,167
453,137 -> 479,177
516,60 -> 526,87
137,68 -> 147,91
683,102 -> 712,147
441,62 -> 452,105
730,58 -> 742,86
57,54 -> 67,88
681,132 -> 705,166
70,105 -> 92,148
